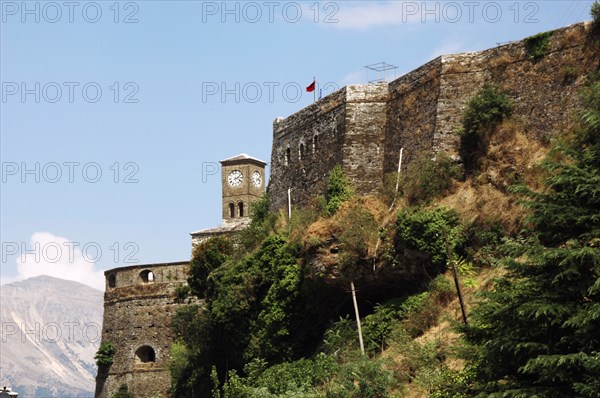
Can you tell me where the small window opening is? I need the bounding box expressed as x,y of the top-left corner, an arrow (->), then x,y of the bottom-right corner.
139,270 -> 155,283
135,345 -> 156,363
299,143 -> 305,161
229,203 -> 235,218
313,135 -> 319,153
107,274 -> 116,289
238,202 -> 244,217
285,148 -> 291,165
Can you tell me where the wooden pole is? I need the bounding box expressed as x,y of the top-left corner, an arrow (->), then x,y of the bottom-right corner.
287,188 -> 292,220
388,148 -> 404,212
445,231 -> 468,325
351,280 -> 365,355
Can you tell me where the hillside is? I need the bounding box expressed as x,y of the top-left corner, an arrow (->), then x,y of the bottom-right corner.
0,276 -> 103,397
167,34 -> 600,396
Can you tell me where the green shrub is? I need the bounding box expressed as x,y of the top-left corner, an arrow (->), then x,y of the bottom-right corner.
325,165 -> 353,215
239,194 -> 278,251
460,84 -> 511,173
322,316 -> 360,361
175,284 -> 191,303
396,207 -> 462,269
95,341 -> 116,367
110,384 -> 133,398
524,31 -> 553,59
323,358 -> 397,398
402,152 -> 462,204
188,236 -> 234,298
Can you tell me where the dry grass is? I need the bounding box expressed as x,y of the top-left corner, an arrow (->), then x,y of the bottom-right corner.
437,181 -> 519,234
483,119 -> 548,191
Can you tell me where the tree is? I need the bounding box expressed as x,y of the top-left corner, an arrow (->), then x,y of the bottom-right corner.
464,74 -> 600,397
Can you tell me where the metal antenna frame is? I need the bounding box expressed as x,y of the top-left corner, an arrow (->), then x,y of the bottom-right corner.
365,62 -> 398,84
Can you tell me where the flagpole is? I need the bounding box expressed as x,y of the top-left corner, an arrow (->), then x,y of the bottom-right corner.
313,76 -> 316,103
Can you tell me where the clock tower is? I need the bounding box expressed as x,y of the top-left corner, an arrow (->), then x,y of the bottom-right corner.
220,153 -> 267,223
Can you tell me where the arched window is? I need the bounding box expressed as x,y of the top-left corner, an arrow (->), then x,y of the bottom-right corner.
285,148 -> 291,165
313,135 -> 319,153
107,274 -> 116,289
238,202 -> 244,217
135,345 -> 156,363
299,143 -> 305,161
139,270 -> 155,283
229,203 -> 235,218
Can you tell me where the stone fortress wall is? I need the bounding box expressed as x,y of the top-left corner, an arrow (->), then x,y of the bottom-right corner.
95,262 -> 190,398
270,22 -> 600,210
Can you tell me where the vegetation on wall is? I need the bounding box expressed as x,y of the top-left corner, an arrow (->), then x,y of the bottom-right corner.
524,31 -> 554,59
95,341 -> 116,367
459,84 -> 512,173
324,165 -> 353,215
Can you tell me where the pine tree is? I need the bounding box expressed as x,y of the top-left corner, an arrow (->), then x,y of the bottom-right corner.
464,74 -> 600,397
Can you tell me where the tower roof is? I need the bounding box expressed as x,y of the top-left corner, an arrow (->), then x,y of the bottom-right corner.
220,153 -> 267,165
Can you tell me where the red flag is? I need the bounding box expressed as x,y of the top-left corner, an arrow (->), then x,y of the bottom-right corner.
306,80 -> 316,92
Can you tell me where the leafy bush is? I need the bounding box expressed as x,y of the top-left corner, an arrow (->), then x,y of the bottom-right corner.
459,84 -> 511,173
324,165 -> 353,215
95,341 -> 116,367
219,355 -> 335,397
323,358 -> 398,398
402,152 -> 462,204
110,384 -> 133,398
524,31 -> 553,59
238,194 -> 278,251
188,236 -> 234,298
396,207 -> 462,269
321,316 -> 359,362
175,283 -> 191,303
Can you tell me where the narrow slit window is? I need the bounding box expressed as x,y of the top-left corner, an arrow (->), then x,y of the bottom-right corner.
229,203 -> 235,218
238,202 -> 244,217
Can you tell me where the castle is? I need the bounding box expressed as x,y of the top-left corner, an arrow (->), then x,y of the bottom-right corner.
95,21 -> 600,397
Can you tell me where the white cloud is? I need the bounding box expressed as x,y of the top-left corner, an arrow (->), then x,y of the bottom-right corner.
9,232 -> 105,291
329,2 -> 422,30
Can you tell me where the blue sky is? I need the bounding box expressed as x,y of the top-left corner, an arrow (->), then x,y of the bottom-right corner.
0,0 -> 595,289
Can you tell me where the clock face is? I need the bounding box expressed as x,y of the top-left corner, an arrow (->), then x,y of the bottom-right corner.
228,170 -> 243,187
252,171 -> 262,187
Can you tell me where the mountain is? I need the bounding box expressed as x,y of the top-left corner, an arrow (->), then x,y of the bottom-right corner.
0,276 -> 104,397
